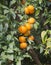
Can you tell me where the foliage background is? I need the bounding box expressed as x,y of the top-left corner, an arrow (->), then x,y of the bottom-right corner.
0,0 -> 51,65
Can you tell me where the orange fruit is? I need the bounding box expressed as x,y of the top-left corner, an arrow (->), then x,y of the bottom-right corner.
24,5 -> 35,14
19,36 -> 26,43
24,7 -> 29,14
18,25 -> 27,34
28,5 -> 34,11
27,5 -> 35,14
20,42 -> 27,49
27,17 -> 35,24
24,23 -> 32,30
28,36 -> 35,41
21,0 -> 26,4
29,10 -> 34,14
24,31 -> 30,36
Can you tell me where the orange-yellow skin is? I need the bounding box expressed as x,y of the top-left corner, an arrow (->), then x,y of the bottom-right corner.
27,5 -> 35,14
20,42 -> 27,49
24,7 -> 29,14
28,36 -> 35,41
24,23 -> 32,30
24,5 -> 35,14
18,25 -> 27,34
24,31 -> 30,36
19,36 -> 26,43
27,17 -> 35,24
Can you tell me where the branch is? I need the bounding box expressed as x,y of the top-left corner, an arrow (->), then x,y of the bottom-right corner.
28,48 -> 42,65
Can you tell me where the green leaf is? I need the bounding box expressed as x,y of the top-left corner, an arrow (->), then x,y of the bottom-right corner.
0,24 -> 3,32
41,31 -> 48,44
0,61 -> 1,65
10,0 -> 16,6
6,34 -> 12,41
23,53 -> 31,58
49,30 -> 51,34
2,46 -> 7,50
6,42 -> 14,53
4,23 -> 9,31
44,49 -> 49,55
5,55 -> 13,61
0,4 -> 8,9
4,9 -> 9,14
0,14 -> 6,18
47,38 -> 51,42
40,47 -> 44,53
16,60 -> 21,65
16,57 -> 22,65
33,22 -> 39,30
44,19 -> 49,25
46,42 -> 51,48
39,0 -> 42,4
9,9 -> 16,19
1,52 -> 7,60
11,31 -> 16,36
35,9 -> 40,16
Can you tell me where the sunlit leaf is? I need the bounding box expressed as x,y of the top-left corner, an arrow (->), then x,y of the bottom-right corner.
46,42 -> 51,48
41,31 -> 48,44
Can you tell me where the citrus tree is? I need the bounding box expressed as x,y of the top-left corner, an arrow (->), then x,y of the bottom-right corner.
0,0 -> 51,65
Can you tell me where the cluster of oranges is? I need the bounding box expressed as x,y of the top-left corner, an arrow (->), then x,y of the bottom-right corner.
19,0 -> 51,49
18,5 -> 35,49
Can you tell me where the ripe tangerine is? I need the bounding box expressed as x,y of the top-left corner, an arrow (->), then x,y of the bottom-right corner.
24,23 -> 32,30
28,36 -> 35,41
27,17 -> 35,24
24,7 -> 29,14
27,5 -> 35,14
24,31 -> 30,36
20,42 -> 27,49
19,36 -> 26,43
18,25 -> 27,34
